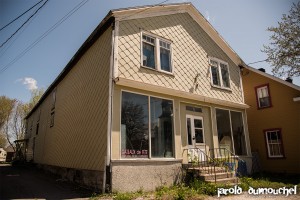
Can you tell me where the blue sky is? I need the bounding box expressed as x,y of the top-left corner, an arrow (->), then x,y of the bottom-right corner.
0,0 -> 299,103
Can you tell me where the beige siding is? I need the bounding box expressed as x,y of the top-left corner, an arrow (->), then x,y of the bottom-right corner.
117,13 -> 243,104
27,26 -> 112,171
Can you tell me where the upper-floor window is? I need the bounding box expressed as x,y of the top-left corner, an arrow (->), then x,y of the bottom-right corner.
209,58 -> 230,89
141,32 -> 172,73
51,88 -> 56,110
265,129 -> 284,158
255,84 -> 272,109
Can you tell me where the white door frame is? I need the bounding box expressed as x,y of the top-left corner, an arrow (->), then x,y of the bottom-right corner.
186,115 -> 205,147
186,115 -> 206,161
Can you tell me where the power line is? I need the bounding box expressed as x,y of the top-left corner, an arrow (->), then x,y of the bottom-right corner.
0,0 -> 90,74
0,5 -> 41,58
119,0 -> 170,21
0,0 -> 49,48
247,59 -> 268,65
0,0 -> 44,32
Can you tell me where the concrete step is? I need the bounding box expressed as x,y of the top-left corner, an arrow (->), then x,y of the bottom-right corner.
187,166 -> 231,174
198,172 -> 235,181
206,177 -> 239,184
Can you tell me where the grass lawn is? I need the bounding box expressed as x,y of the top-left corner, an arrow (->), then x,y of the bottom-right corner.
91,172 -> 300,200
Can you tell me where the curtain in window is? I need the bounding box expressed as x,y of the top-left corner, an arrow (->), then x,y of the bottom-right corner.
258,87 -> 270,107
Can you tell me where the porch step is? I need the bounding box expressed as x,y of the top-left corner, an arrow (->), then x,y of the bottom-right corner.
187,166 -> 231,173
199,172 -> 235,181
206,177 -> 239,184
186,167 -> 238,184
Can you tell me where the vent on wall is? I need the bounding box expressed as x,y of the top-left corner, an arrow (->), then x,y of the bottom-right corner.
285,77 -> 293,83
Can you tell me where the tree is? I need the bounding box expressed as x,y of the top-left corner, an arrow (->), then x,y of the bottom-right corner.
121,101 -> 148,151
27,88 -> 44,112
262,2 -> 300,78
0,96 -> 16,129
0,132 -> 7,148
1,89 -> 44,151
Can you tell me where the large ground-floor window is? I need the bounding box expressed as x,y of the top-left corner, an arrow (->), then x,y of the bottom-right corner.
216,109 -> 247,155
121,91 -> 174,158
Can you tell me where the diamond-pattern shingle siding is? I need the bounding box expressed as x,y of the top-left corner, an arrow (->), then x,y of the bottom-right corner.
118,13 -> 243,103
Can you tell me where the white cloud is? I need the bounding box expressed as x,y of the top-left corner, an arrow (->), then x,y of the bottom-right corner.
16,77 -> 38,91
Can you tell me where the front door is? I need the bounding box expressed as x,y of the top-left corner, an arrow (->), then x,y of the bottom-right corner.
186,115 -> 206,161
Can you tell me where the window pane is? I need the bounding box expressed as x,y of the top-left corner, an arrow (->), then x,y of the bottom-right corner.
211,66 -> 220,86
121,92 -> 149,158
194,119 -> 202,128
231,111 -> 247,155
143,42 -> 155,69
216,109 -> 233,152
160,47 -> 171,72
266,130 -> 283,157
187,118 -> 192,145
221,63 -> 230,88
269,144 -> 281,156
150,97 -> 174,158
259,97 -> 270,108
195,129 -> 204,143
261,87 -> 268,97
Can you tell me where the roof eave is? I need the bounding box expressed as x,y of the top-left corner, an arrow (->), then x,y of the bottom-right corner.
245,66 -> 300,92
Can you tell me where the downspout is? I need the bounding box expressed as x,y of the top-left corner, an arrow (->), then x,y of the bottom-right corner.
103,19 -> 116,193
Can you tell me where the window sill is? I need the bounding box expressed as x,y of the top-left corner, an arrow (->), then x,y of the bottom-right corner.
267,156 -> 286,159
211,84 -> 232,92
257,105 -> 272,110
140,65 -> 175,77
112,158 -> 182,163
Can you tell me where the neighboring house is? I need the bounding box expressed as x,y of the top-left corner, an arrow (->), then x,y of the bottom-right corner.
0,148 -> 7,162
24,3 -> 252,192
4,145 -> 15,162
242,67 -> 300,174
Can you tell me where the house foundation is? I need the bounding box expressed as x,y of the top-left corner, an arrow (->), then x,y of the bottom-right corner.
111,160 -> 182,192
37,164 -> 104,192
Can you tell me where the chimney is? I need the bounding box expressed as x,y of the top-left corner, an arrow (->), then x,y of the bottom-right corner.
285,77 -> 293,83
258,68 -> 265,72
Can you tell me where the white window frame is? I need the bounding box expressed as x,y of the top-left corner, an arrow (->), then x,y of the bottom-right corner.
141,31 -> 173,74
214,107 -> 248,156
120,90 -> 176,160
209,57 -> 231,89
265,129 -> 284,158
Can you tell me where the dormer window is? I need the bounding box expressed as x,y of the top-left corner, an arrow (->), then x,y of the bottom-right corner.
141,32 -> 172,73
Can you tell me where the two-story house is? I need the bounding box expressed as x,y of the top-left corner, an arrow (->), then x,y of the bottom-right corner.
242,67 -> 300,174
24,3 -> 252,192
